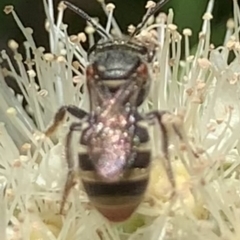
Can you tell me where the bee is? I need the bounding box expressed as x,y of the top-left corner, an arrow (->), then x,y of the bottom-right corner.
44,0 -> 186,222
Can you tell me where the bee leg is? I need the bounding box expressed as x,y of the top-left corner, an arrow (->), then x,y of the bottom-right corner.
171,122 -> 199,159
147,111 -> 176,198
59,171 -> 76,214
60,122 -> 83,214
45,105 -> 87,137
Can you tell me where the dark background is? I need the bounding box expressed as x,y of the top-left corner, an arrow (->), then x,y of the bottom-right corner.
0,0 -> 237,52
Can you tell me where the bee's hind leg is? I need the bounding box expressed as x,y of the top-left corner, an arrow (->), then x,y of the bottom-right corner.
146,111 -> 176,198
147,110 -> 198,197
60,122 -> 82,214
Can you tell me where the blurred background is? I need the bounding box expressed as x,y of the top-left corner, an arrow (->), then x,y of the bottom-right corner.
0,0 -> 237,106
0,0 -> 237,52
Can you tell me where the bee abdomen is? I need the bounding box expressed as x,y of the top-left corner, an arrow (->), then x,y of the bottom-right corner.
81,175 -> 149,222
78,151 -> 150,222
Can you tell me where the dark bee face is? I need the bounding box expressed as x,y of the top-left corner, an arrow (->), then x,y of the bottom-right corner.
86,39 -> 154,106
88,40 -> 151,79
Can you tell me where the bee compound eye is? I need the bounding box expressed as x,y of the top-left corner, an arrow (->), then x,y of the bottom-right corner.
86,65 -> 95,78
136,63 -> 148,78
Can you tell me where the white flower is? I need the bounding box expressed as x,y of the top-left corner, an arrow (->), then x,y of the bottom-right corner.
1,0 -> 240,239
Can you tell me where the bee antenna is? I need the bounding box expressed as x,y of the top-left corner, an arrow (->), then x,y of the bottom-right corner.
130,0 -> 169,38
63,1 -> 112,40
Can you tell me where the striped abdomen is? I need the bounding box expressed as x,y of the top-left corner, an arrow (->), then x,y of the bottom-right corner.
79,124 -> 151,222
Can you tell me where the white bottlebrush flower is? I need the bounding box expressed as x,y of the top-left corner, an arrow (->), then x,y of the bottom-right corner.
1,0 -> 240,239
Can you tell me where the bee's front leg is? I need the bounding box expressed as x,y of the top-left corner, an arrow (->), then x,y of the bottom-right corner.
44,105 -> 87,137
